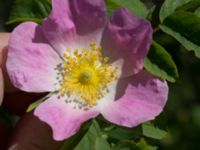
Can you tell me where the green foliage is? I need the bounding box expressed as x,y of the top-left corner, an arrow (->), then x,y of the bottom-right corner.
144,41 -> 178,82
7,0 -> 51,24
194,7 -> 200,16
159,0 -> 191,22
106,126 -> 141,140
26,93 -> 53,112
60,121 -> 93,150
142,122 -> 167,140
160,11 -> 200,58
137,138 -> 158,150
74,120 -> 110,150
26,98 -> 44,112
104,0 -> 121,16
105,0 -> 149,18
191,106 -> 200,127
176,0 -> 200,12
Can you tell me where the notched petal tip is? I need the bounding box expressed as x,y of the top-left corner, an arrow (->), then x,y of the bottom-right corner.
101,8 -> 153,77
69,0 -> 106,34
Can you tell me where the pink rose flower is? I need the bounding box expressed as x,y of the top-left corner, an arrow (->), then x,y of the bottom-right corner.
6,0 -> 168,141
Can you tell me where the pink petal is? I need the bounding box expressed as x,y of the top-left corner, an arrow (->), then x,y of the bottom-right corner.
42,0 -> 106,55
7,22 -> 61,92
69,0 -> 106,34
34,95 -> 100,141
42,0 -> 76,54
100,71 -> 168,127
101,8 -> 152,77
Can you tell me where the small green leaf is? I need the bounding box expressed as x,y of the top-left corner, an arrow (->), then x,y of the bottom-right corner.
7,18 -> 42,25
105,0 -> 121,16
26,98 -> 44,112
111,144 -> 131,150
142,122 -> 167,140
60,121 -> 92,150
144,41 -> 178,82
105,0 -> 149,18
137,138 -> 148,150
191,106 -> 200,127
74,120 -> 110,150
95,137 -> 111,150
107,126 -> 141,140
148,146 -> 158,150
176,0 -> 200,12
194,7 -> 200,16
160,11 -> 200,58
115,0 -> 149,18
160,0 -> 191,22
8,0 -> 51,24
137,138 -> 157,150
111,142 -> 137,150
26,93 -> 53,112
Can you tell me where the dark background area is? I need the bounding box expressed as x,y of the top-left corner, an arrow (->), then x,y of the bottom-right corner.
1,0 -> 200,150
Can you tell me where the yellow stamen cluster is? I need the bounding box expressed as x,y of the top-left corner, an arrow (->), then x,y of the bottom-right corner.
58,42 -> 119,107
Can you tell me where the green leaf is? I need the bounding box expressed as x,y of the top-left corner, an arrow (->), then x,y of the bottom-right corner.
26,93 -> 53,112
105,0 -> 149,18
26,98 -> 44,112
7,18 -> 42,24
107,126 -> 141,140
60,121 -> 92,150
142,122 -> 167,140
95,138 -> 111,150
8,0 -> 51,24
137,138 -> 157,150
111,142 -> 137,150
191,106 -> 200,127
144,41 -> 178,82
74,120 -> 110,150
111,144 -> 131,150
195,7 -> 200,16
160,11 -> 200,58
105,0 -> 121,16
176,0 -> 200,12
160,0 -> 191,22
114,0 -> 149,18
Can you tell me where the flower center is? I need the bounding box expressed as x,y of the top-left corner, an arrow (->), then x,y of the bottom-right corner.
78,69 -> 93,84
57,42 -> 119,107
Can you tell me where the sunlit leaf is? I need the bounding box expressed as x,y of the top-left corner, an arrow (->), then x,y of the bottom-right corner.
26,93 -> 53,112
60,121 -> 92,150
159,0 -> 191,22
26,99 -> 44,112
160,11 -> 200,58
107,126 -> 141,140
142,122 -> 167,140
137,138 -> 158,150
144,41 -> 178,82
74,120 -> 110,150
7,0 -> 51,24
195,7 -> 200,16
105,0 -> 149,18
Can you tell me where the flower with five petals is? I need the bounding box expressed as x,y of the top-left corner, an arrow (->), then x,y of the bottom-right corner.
6,0 -> 168,141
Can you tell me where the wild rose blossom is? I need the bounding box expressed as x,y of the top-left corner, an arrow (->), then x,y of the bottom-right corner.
6,0 -> 168,141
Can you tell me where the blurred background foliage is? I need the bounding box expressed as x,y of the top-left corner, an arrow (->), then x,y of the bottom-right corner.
1,0 -> 200,150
